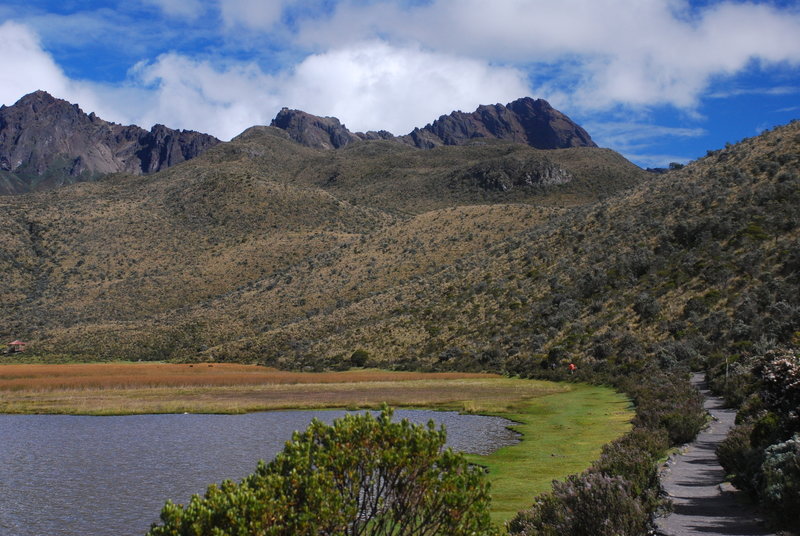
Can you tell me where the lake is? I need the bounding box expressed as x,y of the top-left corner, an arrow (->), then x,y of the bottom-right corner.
0,409 -> 518,536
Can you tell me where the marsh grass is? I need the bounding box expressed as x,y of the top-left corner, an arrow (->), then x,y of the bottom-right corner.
0,363 -> 490,391
0,364 -> 561,414
466,385 -> 633,524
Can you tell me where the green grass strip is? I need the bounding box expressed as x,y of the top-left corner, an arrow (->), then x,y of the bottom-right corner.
467,383 -> 633,526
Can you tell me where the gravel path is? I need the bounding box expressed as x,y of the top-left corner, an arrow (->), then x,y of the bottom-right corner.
655,373 -> 777,536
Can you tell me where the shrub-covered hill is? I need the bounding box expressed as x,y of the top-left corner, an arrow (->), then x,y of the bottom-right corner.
205,120 -> 800,372
0,127 -> 645,357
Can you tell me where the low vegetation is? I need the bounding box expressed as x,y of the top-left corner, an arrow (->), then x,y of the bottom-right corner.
709,348 -> 800,529
0,364 -> 562,415
501,363 -> 705,535
147,408 -> 497,536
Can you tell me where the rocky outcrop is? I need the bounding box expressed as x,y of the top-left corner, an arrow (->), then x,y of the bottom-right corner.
269,97 -> 596,151
454,156 -> 573,192
402,97 -> 596,149
270,108 -> 394,149
0,91 -> 220,195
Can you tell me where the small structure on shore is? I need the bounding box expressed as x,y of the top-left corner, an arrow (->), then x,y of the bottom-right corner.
7,340 -> 27,353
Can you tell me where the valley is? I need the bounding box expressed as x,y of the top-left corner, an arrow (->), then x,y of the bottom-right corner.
1,90 -> 798,533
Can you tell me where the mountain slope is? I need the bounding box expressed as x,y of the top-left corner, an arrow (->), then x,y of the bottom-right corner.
0,91 -> 220,195
203,120 -> 800,369
0,119 -> 646,359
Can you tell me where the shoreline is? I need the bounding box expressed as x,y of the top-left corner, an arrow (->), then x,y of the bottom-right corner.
0,363 -> 633,524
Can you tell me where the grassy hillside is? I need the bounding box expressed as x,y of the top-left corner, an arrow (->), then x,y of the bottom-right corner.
0,127 -> 647,360
203,121 -> 799,375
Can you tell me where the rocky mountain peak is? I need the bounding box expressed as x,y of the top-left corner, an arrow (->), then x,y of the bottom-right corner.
404,97 -> 597,150
268,97 -> 596,151
0,91 -> 221,195
270,108 -> 362,149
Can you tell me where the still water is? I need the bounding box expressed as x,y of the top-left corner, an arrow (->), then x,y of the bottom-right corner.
0,409 -> 518,536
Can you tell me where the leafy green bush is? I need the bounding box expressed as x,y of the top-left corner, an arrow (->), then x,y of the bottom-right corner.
349,348 -> 370,367
622,372 -> 706,445
716,422 -> 757,489
595,427 -> 668,502
758,434 -> 800,526
507,472 -> 648,536
147,408 -> 496,536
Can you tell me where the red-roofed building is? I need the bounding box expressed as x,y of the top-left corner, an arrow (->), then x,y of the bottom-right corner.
7,340 -> 27,353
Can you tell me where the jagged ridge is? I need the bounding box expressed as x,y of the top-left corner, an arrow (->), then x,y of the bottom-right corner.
0,91 -> 220,195
271,97 -> 596,151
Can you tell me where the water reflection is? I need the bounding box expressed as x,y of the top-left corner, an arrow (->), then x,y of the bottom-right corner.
0,409 -> 518,536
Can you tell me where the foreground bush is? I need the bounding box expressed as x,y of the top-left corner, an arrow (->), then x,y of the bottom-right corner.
758,434 -> 800,527
507,472 -> 648,536
710,347 -> 800,529
147,408 -> 496,536
716,422 -> 757,489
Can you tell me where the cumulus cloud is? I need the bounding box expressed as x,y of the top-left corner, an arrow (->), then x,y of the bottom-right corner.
295,0 -> 800,112
0,21 -> 71,105
129,41 -> 530,139
282,42 -> 530,134
0,21 -> 143,125
130,54 -> 281,138
0,18 -> 530,140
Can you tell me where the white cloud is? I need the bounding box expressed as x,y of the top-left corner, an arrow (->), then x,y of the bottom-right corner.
129,41 -> 530,139
0,21 -> 71,105
586,122 -> 707,147
584,121 -> 706,167
130,54 -> 281,138
0,21 -> 144,126
282,42 -> 530,134
295,0 -> 800,112
708,86 -> 800,99
0,19 -> 531,141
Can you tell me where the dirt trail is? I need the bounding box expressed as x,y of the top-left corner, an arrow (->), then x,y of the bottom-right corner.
655,373 -> 776,536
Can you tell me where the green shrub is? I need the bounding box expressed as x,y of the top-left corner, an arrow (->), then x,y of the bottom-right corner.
349,348 -> 370,367
625,373 -> 706,445
716,423 -> 758,489
758,434 -> 800,527
595,428 -> 668,501
147,408 -> 496,536
507,472 -> 648,536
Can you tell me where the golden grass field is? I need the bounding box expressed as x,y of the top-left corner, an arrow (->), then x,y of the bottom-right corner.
0,363 -> 565,415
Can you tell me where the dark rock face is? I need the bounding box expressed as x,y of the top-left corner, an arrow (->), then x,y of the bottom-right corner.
270,108 -> 358,149
270,97 -> 596,151
270,108 -> 396,149
400,98 -> 596,149
455,156 -> 573,192
0,91 -> 220,195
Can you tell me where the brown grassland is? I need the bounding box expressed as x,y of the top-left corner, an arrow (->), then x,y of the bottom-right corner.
0,363 -> 568,415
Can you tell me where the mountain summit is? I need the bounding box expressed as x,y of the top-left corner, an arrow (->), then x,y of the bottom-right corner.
0,91 -> 220,195
271,97 -> 596,150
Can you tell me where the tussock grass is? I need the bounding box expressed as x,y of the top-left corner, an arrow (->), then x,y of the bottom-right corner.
0,363 -> 492,396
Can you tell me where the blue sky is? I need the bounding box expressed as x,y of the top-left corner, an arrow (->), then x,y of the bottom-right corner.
0,1 -> 798,167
